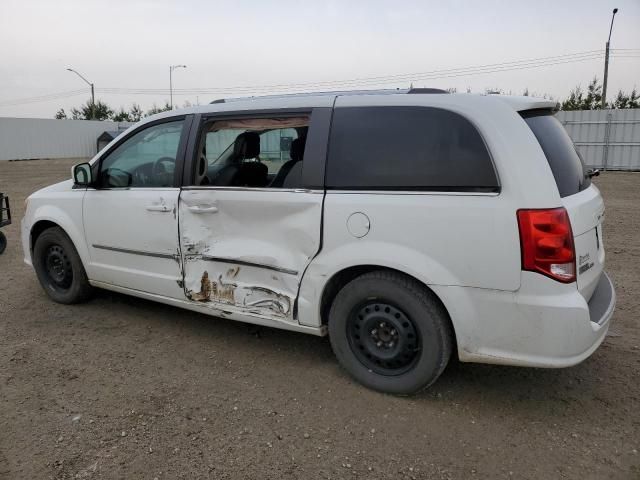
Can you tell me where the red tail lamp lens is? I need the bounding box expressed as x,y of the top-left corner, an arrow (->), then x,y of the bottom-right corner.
517,208 -> 576,283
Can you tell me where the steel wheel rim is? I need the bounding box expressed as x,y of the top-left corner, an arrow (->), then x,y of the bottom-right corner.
45,244 -> 73,289
346,301 -> 421,376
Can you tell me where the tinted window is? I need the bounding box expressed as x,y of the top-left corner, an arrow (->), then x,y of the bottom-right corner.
522,112 -> 590,197
326,107 -> 498,191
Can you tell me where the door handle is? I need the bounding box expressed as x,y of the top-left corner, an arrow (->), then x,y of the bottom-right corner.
188,205 -> 218,214
146,204 -> 170,212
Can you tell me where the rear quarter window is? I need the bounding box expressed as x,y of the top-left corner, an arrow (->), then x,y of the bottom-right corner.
522,111 -> 590,198
326,106 -> 499,191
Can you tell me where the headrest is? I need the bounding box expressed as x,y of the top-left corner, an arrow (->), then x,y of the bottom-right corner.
233,131 -> 260,160
290,137 -> 305,162
234,161 -> 268,187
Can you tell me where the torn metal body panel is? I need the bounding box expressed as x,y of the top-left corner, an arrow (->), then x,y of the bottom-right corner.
179,188 -> 323,323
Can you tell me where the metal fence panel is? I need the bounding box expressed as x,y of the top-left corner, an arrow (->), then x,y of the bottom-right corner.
557,109 -> 640,170
0,117 -> 132,161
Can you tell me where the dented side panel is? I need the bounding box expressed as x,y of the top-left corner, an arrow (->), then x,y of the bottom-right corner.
179,189 -> 323,322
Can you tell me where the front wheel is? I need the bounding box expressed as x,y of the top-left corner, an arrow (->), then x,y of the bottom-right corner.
0,231 -> 6,254
33,227 -> 93,304
328,270 -> 453,395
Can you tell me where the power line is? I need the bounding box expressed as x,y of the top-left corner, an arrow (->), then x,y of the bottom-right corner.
1,49 -> 638,107
102,55 -> 611,96
110,51 -> 640,96
0,89 -> 87,107
99,50 -> 609,95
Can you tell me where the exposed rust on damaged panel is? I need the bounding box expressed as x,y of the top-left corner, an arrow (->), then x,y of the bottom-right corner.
191,271 -> 213,301
212,275 -> 236,304
186,267 -> 292,318
189,271 -> 238,304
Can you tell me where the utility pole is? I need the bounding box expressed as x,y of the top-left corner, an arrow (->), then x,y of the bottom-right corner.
169,65 -> 187,109
602,8 -> 619,109
67,68 -> 95,119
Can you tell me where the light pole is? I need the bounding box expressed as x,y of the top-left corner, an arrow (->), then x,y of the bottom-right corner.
169,65 -> 187,109
66,68 -> 95,119
602,8 -> 619,109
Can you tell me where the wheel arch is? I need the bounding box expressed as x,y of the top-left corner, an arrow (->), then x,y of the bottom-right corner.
30,219 -> 60,252
28,206 -> 91,271
317,265 -> 458,356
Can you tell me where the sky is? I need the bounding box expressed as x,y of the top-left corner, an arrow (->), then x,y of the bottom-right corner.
0,0 -> 638,118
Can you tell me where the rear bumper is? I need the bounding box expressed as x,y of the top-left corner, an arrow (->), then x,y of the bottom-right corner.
587,272 -> 615,326
434,271 -> 616,368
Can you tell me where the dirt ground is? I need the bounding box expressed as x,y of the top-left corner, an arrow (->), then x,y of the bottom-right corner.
0,158 -> 638,480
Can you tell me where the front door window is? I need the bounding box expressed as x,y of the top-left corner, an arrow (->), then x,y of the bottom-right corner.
98,120 -> 184,188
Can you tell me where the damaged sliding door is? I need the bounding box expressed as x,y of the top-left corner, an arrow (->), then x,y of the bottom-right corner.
177,107 -> 331,324
178,188 -> 323,322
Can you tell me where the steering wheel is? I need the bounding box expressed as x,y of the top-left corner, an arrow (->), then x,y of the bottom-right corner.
152,157 -> 175,176
151,157 -> 176,186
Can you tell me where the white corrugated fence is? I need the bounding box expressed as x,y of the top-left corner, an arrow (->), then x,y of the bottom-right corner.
556,109 -> 640,170
0,117 -> 132,161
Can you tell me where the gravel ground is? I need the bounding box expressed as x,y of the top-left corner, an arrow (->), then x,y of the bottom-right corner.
0,159 -> 638,480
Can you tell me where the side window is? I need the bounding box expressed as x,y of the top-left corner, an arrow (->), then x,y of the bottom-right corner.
98,120 -> 184,188
192,116 -> 309,188
326,107 -> 499,191
522,112 -> 590,198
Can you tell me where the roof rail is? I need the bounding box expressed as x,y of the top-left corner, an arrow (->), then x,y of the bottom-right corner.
209,87 -> 448,104
407,88 -> 449,94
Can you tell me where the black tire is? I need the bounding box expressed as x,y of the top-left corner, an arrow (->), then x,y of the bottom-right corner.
0,231 -> 6,254
33,226 -> 93,304
328,270 -> 453,395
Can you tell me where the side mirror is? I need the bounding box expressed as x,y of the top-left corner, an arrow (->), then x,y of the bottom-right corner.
73,163 -> 93,186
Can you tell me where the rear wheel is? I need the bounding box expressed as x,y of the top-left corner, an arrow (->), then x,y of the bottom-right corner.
0,231 -> 6,254
33,227 -> 92,304
328,270 -> 452,395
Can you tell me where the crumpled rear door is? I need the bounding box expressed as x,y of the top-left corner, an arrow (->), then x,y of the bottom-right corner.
179,188 -> 323,323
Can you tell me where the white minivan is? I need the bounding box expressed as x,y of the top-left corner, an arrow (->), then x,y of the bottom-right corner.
22,89 -> 615,394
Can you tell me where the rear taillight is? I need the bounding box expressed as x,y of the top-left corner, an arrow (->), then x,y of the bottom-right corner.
517,207 -> 576,283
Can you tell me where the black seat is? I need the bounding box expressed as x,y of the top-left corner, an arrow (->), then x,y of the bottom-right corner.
233,161 -> 268,187
233,131 -> 261,160
270,137 -> 305,188
212,132 -> 261,186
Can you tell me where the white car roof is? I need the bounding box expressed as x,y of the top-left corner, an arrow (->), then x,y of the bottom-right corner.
140,90 -> 557,127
